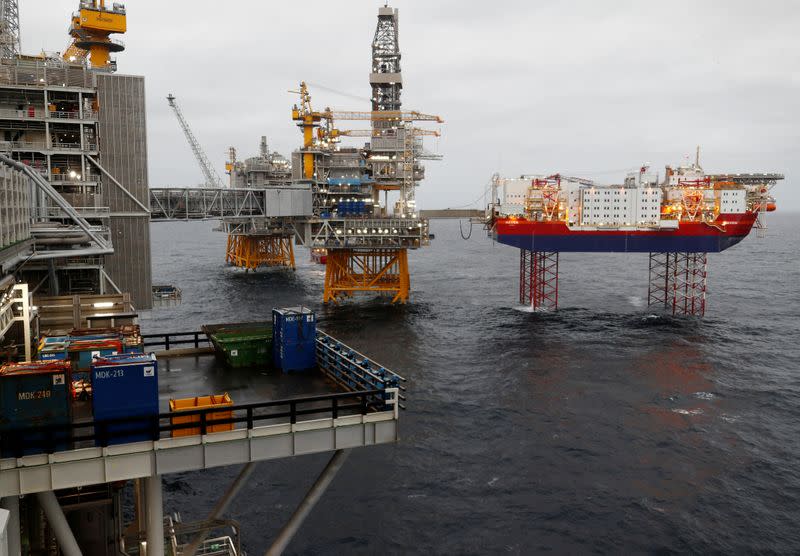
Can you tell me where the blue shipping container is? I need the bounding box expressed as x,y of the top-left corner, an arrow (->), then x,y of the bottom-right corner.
91,354 -> 159,446
39,345 -> 69,361
273,308 -> 317,372
0,366 -> 71,457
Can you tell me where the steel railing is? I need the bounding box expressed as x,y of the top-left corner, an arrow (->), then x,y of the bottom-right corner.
142,331 -> 211,351
0,388 -> 396,458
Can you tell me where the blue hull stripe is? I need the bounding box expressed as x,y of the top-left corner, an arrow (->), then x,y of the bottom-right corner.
493,233 -> 747,253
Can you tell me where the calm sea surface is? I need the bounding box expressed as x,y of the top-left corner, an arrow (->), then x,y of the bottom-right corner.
142,213 -> 800,554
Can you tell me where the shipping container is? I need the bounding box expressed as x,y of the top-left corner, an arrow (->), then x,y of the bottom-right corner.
169,393 -> 234,437
0,361 -> 72,457
273,308 -> 317,372
69,338 -> 123,370
37,336 -> 70,361
91,353 -> 159,446
70,325 -> 144,355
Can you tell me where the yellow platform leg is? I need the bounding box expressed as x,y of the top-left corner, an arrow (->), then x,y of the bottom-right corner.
226,235 -> 295,271
323,248 -> 410,304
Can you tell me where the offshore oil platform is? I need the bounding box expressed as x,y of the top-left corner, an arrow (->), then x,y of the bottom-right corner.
487,152 -> 783,316
150,6 -> 443,304
0,2 -> 410,555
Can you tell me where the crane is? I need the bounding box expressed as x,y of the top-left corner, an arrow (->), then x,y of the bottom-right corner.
338,128 -> 440,138
289,81 -> 441,179
63,0 -> 126,69
546,174 -> 596,187
167,94 -> 226,189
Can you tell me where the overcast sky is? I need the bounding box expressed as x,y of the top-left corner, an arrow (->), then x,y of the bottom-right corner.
21,0 -> 799,211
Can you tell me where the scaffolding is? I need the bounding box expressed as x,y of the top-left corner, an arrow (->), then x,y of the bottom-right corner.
225,235 -> 295,271
519,250 -> 559,311
323,248 -> 409,304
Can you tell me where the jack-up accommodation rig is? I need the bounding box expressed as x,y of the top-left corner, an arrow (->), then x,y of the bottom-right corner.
487,150 -> 783,316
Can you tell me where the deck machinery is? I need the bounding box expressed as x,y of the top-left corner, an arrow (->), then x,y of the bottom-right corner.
63,0 -> 127,71
488,152 -> 783,316
219,5 -> 443,303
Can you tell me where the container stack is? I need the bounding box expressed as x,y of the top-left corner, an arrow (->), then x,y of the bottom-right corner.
36,326 -> 145,399
0,360 -> 72,457
202,322 -> 272,368
336,199 -> 369,216
91,353 -> 159,445
272,307 -> 317,372
69,325 -> 144,355
316,331 -> 405,399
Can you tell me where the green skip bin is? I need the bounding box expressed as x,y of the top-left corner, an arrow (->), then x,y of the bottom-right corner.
202,323 -> 273,369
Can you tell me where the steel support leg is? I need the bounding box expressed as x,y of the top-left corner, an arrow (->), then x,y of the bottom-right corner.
145,475 -> 164,556
35,491 -> 82,556
519,250 -> 558,311
183,463 -> 257,556
265,449 -> 351,556
648,252 -> 707,316
0,496 -> 21,556
672,252 -> 707,316
647,252 -> 673,309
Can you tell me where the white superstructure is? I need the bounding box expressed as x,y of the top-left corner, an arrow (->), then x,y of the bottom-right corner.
494,156 -> 758,230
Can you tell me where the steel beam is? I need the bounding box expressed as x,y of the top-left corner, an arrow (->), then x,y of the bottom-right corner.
35,491 -> 82,556
183,463 -> 257,556
265,449 -> 351,556
145,475 -> 164,556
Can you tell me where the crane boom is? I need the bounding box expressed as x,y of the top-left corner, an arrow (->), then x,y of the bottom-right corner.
325,110 -> 442,123
167,94 -> 225,189
339,127 -> 440,138
548,174 -> 596,187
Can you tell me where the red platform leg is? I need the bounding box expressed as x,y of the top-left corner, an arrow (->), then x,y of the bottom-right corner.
520,250 -> 559,311
648,252 -> 707,316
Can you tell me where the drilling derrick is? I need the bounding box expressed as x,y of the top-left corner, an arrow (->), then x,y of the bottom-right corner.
0,0 -> 20,60
371,7 -> 402,113
287,5 -> 442,304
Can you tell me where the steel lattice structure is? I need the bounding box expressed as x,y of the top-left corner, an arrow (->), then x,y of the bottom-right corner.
648,252 -> 707,317
370,7 -> 402,113
0,0 -> 19,60
520,250 -> 559,311
167,94 -> 226,189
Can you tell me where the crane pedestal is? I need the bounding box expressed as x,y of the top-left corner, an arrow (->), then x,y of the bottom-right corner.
647,252 -> 707,316
226,235 -> 295,271
520,250 -> 559,311
324,248 -> 409,304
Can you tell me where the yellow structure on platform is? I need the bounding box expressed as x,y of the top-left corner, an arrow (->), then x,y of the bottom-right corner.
324,249 -> 409,304
226,235 -> 295,271
64,0 -> 126,69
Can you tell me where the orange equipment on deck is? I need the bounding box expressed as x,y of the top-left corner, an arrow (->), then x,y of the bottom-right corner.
169,393 -> 234,437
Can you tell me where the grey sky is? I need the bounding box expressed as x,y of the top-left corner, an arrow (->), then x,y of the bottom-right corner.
22,0 -> 799,210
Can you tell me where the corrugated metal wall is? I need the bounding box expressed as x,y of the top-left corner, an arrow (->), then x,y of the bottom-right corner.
96,74 -> 152,309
